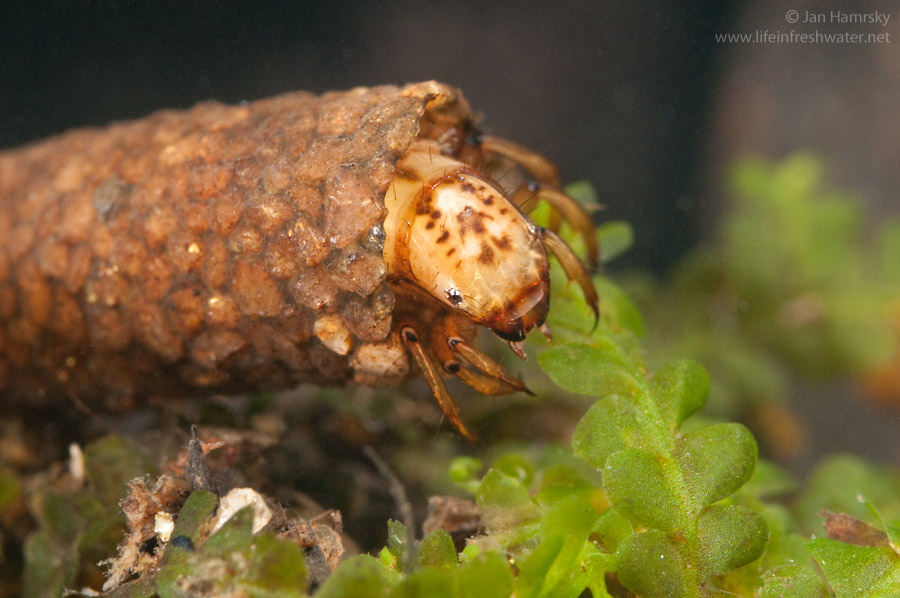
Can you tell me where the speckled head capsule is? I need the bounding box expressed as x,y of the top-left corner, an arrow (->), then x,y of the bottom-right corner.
384,140 -> 552,342
0,81 -> 597,440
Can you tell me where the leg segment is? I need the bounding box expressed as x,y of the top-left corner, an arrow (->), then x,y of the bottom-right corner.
447,337 -> 532,395
400,326 -> 477,442
451,365 -> 522,396
509,184 -> 600,268
478,136 -> 562,187
479,135 -> 599,268
541,228 -> 600,327
429,313 -> 531,395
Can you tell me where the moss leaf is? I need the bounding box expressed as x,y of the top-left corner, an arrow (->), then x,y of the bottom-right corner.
239,530 -> 308,594
807,539 -> 900,597
794,455 -> 900,536
538,343 -> 645,399
390,568 -> 453,598
24,436 -> 151,598
201,506 -> 255,555
417,529 -> 458,574
760,564 -> 830,598
649,359 -> 710,428
491,454 -> 534,487
697,504 -> 768,576
616,530 -> 700,598
677,423 -> 757,509
387,520 -> 413,573
476,469 -> 541,552
156,490 -> 219,597
529,495 -> 602,597
83,436 -> 154,510
603,448 -> 682,533
513,535 -> 564,598
455,550 -> 513,598
317,554 -> 390,598
597,220 -> 634,264
572,395 -> 649,470
22,527 -> 76,598
592,507 -> 633,554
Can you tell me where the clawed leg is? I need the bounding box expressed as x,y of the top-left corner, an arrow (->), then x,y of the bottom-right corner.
480,135 -> 599,269
541,228 -> 600,328
449,363 -> 522,396
429,313 -> 530,393
447,337 -> 532,395
399,312 -> 540,440
479,136 -> 562,187
479,134 -> 601,327
401,326 -> 477,442
509,183 -> 600,268
480,138 -> 599,319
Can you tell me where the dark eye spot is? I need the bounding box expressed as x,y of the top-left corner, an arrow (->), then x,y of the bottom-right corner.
425,221 -> 435,229
445,288 -> 463,305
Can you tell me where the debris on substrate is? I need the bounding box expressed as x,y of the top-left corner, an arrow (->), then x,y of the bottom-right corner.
99,428 -> 346,595
0,378 -> 549,595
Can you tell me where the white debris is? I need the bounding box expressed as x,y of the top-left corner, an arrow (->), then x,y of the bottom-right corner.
313,315 -> 353,355
154,511 -> 175,543
212,487 -> 273,534
68,443 -> 85,485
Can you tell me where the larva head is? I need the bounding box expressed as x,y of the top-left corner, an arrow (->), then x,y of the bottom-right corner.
384,141 -> 550,341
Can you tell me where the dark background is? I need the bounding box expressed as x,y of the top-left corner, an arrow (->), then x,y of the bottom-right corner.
0,0 -> 741,273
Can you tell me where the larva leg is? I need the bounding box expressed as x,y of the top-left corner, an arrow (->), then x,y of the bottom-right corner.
472,137 -> 602,316
478,136 -> 562,187
446,337 -> 531,394
509,183 -> 600,268
426,312 -> 529,395
541,228 -> 600,327
400,326 -> 477,442
451,366 -> 521,396
478,135 -> 599,267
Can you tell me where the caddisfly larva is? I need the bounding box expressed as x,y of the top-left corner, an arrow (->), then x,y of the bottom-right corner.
0,81 -> 597,440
